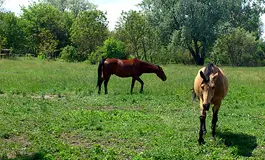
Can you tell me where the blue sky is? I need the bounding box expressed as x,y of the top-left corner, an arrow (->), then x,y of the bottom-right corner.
3,0 -> 265,34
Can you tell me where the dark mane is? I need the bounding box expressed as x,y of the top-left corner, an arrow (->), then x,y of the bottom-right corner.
203,63 -> 214,82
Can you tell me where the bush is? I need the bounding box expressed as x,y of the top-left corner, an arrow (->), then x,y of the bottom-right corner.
60,45 -> 78,62
151,47 -> 171,65
103,37 -> 126,59
211,27 -> 263,66
88,37 -> 126,64
89,47 -> 104,64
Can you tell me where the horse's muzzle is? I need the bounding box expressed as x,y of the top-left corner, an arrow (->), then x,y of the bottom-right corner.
162,77 -> 167,81
203,104 -> 210,111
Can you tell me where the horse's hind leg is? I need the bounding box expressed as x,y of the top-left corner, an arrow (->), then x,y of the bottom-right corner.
131,78 -> 136,94
136,77 -> 144,93
104,77 -> 110,94
98,78 -> 104,94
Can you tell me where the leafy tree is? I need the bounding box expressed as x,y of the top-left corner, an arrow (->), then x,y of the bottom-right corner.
40,0 -> 96,17
89,37 -> 126,64
140,0 -> 265,65
70,10 -> 108,61
225,0 -> 265,38
0,0 -> 5,8
0,12 -> 26,54
38,28 -> 58,58
116,11 -> 145,58
102,37 -> 125,59
60,45 -> 78,62
115,10 -> 159,62
21,3 -> 69,57
211,27 -> 263,66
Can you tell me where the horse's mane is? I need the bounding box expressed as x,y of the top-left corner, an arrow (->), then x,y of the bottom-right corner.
203,63 -> 215,82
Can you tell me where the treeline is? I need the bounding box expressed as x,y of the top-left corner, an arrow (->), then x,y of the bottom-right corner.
0,0 -> 265,66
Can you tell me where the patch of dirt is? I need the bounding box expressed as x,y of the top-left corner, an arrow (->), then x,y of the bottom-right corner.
30,94 -> 64,100
59,132 -> 146,154
2,134 -> 31,159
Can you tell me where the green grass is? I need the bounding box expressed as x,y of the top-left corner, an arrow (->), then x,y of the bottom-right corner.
0,59 -> 264,159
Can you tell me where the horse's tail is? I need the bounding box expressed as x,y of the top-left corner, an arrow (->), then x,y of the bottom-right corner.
192,89 -> 197,101
97,58 -> 107,87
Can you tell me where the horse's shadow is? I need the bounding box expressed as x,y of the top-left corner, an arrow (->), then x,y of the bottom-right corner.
218,131 -> 257,157
1,152 -> 45,160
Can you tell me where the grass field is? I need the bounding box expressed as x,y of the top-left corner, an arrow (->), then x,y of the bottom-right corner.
0,59 -> 264,159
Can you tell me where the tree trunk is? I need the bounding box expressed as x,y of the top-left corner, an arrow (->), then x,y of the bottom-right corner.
142,40 -> 147,61
187,43 -> 204,65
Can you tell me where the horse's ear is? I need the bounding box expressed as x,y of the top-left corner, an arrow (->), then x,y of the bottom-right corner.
200,71 -> 207,82
212,72 -> 218,81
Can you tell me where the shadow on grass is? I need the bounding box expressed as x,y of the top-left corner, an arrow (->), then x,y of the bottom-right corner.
1,152 -> 45,160
218,131 -> 257,157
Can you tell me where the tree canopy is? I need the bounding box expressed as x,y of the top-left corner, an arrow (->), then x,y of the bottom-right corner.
0,0 -> 264,66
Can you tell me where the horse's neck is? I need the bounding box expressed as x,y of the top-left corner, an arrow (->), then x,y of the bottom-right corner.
140,62 -> 157,73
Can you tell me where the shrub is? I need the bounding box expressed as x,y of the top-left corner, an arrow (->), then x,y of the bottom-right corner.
88,37 -> 126,64
60,45 -> 78,62
211,27 -> 263,66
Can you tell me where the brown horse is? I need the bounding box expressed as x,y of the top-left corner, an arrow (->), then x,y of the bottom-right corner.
193,63 -> 228,144
97,58 -> 167,94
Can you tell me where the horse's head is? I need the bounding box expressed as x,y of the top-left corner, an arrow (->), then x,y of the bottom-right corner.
199,71 -> 218,111
156,65 -> 167,81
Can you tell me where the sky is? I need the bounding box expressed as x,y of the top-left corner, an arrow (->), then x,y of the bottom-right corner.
2,0 -> 265,34
2,0 -> 142,30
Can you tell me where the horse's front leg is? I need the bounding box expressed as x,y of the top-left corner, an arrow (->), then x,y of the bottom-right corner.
211,103 -> 220,140
199,99 -> 207,145
136,77 -> 144,93
131,78 -> 136,94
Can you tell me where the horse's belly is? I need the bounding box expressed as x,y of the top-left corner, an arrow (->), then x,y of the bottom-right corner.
114,70 -> 133,77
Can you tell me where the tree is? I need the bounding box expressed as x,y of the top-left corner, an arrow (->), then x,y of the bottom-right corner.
40,0 -> 96,17
0,12 -> 26,54
211,27 -> 263,66
21,3 -> 70,57
102,37 -> 126,59
226,0 -> 265,39
115,10 -> 159,62
70,10 -> 108,61
140,0 -> 265,65
0,0 -> 5,8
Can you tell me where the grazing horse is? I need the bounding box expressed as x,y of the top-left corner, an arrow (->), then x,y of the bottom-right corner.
193,63 -> 228,144
97,58 -> 167,94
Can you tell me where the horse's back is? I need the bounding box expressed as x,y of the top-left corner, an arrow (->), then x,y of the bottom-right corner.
214,67 -> 228,101
103,58 -> 136,77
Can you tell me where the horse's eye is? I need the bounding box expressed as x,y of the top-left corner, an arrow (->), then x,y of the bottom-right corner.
212,87 -> 215,89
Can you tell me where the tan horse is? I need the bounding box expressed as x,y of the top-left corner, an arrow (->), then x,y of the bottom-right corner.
193,63 -> 228,144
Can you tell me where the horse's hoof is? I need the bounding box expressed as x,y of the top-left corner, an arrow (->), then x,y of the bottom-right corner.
198,138 -> 205,145
203,130 -> 207,135
211,136 -> 216,141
